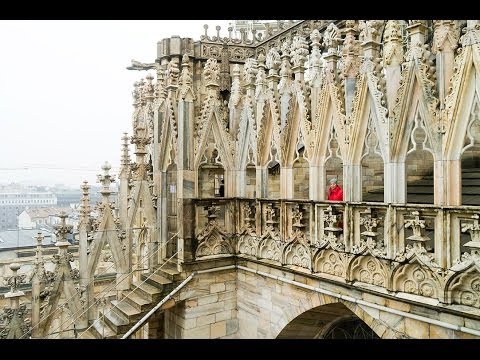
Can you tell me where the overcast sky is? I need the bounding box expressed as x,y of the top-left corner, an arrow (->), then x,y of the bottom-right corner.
0,20 -> 231,188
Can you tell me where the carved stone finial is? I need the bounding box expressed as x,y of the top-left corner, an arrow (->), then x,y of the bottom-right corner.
243,58 -> 258,85
8,263 -> 21,293
229,64 -> 242,108
166,59 -> 180,88
323,23 -> 340,54
97,161 -> 114,203
404,211 -> 430,245
266,47 -> 281,76
145,73 -> 155,101
383,20 -> 404,66
359,20 -> 384,43
341,24 -> 361,78
121,133 -> 130,167
290,35 -> 309,69
132,81 -> 141,107
432,20 -> 460,53
80,180 -> 90,220
204,58 -> 220,87
460,20 -> 480,47
179,53 -> 193,98
53,211 -> 73,245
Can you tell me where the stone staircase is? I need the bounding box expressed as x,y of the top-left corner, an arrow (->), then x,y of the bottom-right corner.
80,262 -> 182,339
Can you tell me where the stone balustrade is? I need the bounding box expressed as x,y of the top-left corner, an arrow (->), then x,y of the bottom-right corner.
192,197 -> 480,310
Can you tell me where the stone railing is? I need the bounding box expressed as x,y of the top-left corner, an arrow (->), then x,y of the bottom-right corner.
192,198 -> 480,310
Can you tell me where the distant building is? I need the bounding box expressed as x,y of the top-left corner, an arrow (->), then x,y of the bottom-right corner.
18,207 -> 74,230
0,192 -> 57,230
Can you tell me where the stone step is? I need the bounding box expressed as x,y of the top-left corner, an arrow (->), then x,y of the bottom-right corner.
78,329 -> 96,339
90,318 -> 116,339
156,263 -> 181,281
123,292 -> 152,312
141,273 -> 172,289
100,308 -> 130,334
132,281 -> 163,302
111,300 -> 142,322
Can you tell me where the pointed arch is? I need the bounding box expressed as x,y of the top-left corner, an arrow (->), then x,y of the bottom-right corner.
194,111 -> 234,171
157,98 -> 177,172
128,181 -> 157,273
87,208 -> 127,276
312,82 -> 347,165
40,263 -> 84,337
444,45 -> 480,159
391,64 -> 440,161
258,94 -> 281,167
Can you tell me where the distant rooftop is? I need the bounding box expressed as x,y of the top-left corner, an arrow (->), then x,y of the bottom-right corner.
0,229 -> 56,250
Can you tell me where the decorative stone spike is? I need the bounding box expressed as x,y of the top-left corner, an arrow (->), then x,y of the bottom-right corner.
54,211 -> 73,245
97,161 -> 114,203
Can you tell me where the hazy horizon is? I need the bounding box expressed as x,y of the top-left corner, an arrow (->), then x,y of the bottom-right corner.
0,20 -> 231,188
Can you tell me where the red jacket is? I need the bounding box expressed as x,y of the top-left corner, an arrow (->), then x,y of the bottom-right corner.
328,186 -> 343,201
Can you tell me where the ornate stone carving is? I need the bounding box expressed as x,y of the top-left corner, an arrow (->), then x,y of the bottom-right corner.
341,23 -> 361,78
449,268 -> 480,308
290,35 -> 309,69
283,242 -> 311,270
404,211 -> 431,247
315,206 -> 345,251
309,29 -> 323,87
350,256 -> 387,287
266,47 -> 281,77
179,53 -> 194,100
204,58 -> 220,86
313,250 -> 348,278
229,64 -> 242,109
279,39 -> 292,94
258,238 -> 281,263
243,58 -> 258,86
255,53 -> 267,99
166,59 -> 179,88
263,203 -> 280,240
460,21 -> 480,47
289,204 -> 308,245
358,20 -> 384,43
383,20 -> 404,66
432,20 -> 460,53
393,263 -> 440,299
323,23 -> 340,54
352,209 -> 387,258
196,205 -> 233,258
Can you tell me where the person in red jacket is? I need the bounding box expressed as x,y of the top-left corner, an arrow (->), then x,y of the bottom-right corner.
327,178 -> 343,201
327,177 -> 344,230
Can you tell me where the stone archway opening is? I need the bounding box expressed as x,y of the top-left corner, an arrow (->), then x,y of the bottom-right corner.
276,302 -> 379,339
